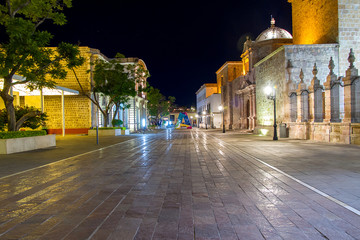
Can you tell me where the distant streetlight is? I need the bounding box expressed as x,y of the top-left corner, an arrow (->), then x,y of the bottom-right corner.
202,111 -> 207,129
218,105 -> 225,133
264,86 -> 278,140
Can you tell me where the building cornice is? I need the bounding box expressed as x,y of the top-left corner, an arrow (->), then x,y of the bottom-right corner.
195,83 -> 217,95
215,61 -> 242,74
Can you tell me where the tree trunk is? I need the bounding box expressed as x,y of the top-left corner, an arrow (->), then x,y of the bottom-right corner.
15,111 -> 40,131
103,113 -> 109,127
113,103 -> 120,122
0,87 -> 16,131
122,108 -> 126,127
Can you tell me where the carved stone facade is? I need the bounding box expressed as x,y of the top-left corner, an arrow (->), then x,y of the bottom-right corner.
255,44 -> 339,131
285,51 -> 360,144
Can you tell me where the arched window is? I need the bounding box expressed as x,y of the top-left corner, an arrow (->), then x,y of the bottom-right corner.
331,84 -> 340,122
301,91 -> 309,122
314,88 -> 323,122
352,79 -> 360,122
290,92 -> 297,122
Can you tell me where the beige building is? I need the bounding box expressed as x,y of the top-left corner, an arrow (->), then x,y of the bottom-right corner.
196,83 -> 222,128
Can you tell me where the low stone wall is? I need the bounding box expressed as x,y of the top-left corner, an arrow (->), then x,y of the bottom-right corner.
288,122 -> 360,145
0,135 -> 56,154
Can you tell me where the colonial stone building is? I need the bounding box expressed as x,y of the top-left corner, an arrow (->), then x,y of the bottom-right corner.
216,0 -> 360,144
255,0 -> 360,144
216,18 -> 293,131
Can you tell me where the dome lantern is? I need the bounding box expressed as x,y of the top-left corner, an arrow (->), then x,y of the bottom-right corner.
255,17 -> 292,42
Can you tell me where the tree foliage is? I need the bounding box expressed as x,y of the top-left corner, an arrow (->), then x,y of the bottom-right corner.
0,106 -> 47,131
0,0 -> 84,131
147,86 -> 175,124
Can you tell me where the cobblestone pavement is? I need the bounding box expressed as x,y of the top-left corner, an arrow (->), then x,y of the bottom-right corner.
0,134 -> 136,178
0,129 -> 360,239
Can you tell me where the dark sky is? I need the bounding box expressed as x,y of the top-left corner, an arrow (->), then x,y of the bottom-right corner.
48,0 -> 292,107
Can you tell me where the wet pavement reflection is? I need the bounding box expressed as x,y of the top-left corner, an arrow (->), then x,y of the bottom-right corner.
0,129 -> 360,239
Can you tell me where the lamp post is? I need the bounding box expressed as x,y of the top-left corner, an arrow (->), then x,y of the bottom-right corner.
190,116 -> 193,127
218,105 -> 225,133
202,111 -> 207,129
264,86 -> 278,140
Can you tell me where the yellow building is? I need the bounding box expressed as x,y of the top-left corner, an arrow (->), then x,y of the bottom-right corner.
0,47 -> 149,134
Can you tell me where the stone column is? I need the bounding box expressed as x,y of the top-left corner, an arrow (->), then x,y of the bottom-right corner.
323,57 -> 338,123
296,69 -> 307,123
252,87 -> 257,130
342,49 -> 358,123
239,93 -> 243,129
241,93 -> 245,129
248,90 -> 253,130
308,63 -> 323,122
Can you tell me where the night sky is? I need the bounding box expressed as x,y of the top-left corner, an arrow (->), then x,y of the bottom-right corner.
47,0 -> 292,107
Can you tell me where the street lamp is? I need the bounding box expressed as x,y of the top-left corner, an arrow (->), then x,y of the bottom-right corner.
264,86 -> 278,140
218,105 -> 225,133
190,116 -> 193,126
202,111 -> 207,129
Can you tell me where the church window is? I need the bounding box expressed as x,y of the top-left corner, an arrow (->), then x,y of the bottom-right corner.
352,79 -> 360,122
301,91 -> 309,122
290,93 -> 297,122
314,88 -> 323,122
331,84 -> 340,122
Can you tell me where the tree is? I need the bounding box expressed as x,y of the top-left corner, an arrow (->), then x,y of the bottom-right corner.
0,0 -> 84,131
73,55 -> 149,127
147,86 -> 175,125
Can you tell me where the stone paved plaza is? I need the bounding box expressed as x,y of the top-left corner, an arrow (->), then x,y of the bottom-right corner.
0,129 -> 360,239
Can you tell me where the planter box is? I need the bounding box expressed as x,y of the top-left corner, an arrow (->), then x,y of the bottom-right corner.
121,129 -> 130,135
88,129 -> 122,136
0,134 -> 56,154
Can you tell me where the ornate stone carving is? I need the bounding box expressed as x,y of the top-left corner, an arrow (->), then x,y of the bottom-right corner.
310,63 -> 322,91
348,48 -> 355,69
297,69 -> 307,92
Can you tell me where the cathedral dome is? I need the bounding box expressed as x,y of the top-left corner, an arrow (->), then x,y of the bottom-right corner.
255,18 -> 292,42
